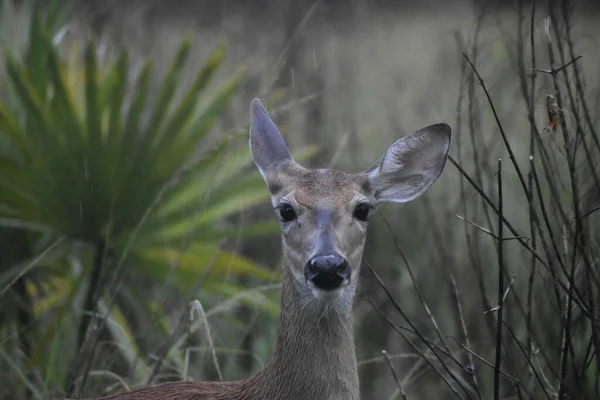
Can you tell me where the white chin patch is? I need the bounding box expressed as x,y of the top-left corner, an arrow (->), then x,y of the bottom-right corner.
311,281 -> 350,301
312,288 -> 342,300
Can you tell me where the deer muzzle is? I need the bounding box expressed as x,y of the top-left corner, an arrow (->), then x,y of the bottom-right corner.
305,253 -> 351,291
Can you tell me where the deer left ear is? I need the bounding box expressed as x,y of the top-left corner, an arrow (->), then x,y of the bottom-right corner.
364,123 -> 452,204
249,98 -> 295,185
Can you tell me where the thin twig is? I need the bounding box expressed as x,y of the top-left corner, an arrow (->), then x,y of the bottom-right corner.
382,350 -> 408,400
582,204 -> 600,219
533,55 -> 581,74
455,215 -> 528,241
484,277 -> 516,315
450,275 -> 483,399
462,53 -> 531,204
383,219 -> 451,354
526,0 -> 538,364
494,159 -> 504,400
503,322 -> 554,400
453,29 -> 497,342
447,337 -> 520,384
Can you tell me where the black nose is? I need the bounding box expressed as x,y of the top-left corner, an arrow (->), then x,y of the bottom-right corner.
305,254 -> 351,291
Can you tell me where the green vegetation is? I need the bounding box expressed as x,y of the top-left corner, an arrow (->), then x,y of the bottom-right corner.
0,2 -> 287,398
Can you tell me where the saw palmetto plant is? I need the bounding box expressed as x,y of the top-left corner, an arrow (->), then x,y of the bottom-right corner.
0,2 -> 308,397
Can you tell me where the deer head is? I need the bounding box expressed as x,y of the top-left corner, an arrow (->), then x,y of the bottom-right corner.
249,99 -> 452,311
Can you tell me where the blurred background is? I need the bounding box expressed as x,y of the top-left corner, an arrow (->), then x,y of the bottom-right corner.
1,0 -> 600,398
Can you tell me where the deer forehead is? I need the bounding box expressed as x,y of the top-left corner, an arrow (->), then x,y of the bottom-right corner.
286,169 -> 369,209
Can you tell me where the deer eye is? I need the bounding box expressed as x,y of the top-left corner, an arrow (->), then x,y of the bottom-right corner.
353,203 -> 371,222
277,203 -> 297,222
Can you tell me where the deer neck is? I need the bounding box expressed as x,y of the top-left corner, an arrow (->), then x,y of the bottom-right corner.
247,264 -> 359,400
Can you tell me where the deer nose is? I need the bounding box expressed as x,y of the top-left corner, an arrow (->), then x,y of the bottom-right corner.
305,254 -> 351,291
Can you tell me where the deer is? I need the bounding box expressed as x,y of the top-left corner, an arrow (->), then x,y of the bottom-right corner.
71,98 -> 452,400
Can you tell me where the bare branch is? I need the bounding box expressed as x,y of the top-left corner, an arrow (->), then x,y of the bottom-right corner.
382,350 -> 408,400
533,55 -> 582,75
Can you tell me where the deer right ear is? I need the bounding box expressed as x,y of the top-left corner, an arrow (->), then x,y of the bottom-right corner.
249,98 -> 295,185
364,123 -> 452,204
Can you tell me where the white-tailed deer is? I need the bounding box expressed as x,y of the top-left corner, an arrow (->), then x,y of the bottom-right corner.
72,98 -> 451,400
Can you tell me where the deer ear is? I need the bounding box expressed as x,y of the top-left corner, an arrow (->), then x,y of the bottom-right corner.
365,123 -> 452,204
249,98 -> 295,184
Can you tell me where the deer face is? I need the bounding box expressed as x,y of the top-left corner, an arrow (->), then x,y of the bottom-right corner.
249,99 -> 451,306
